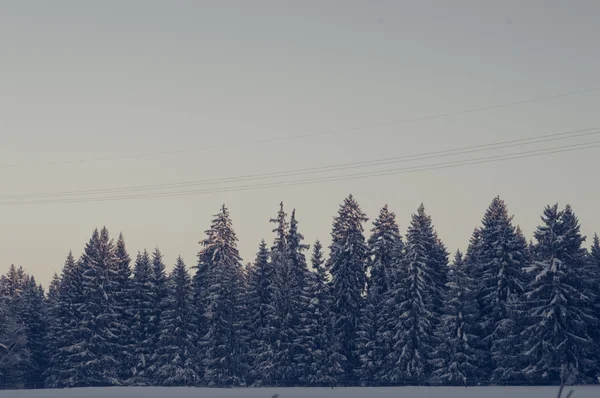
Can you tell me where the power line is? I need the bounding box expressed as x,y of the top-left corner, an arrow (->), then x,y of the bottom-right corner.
3,140 -> 599,206
2,126 -> 598,200
2,86 -> 599,169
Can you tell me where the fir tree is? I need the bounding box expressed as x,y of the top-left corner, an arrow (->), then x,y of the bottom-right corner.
0,294 -> 29,387
358,205 -> 403,383
113,233 -> 134,381
304,240 -> 345,385
473,196 -> 528,381
73,227 -> 120,386
199,205 -> 246,386
18,276 -> 48,387
433,251 -> 480,385
521,204 -> 596,382
46,252 -> 85,387
149,248 -> 168,376
246,240 -> 278,384
154,257 -> 199,386
129,250 -> 157,385
377,204 -> 447,382
327,194 -> 369,378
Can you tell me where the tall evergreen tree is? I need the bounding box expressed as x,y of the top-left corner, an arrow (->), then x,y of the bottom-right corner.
45,252 -> 85,387
129,250 -> 156,385
199,205 -> 246,386
246,240 -> 278,384
473,196 -> 528,381
73,227 -> 120,386
154,257 -> 199,386
304,240 -> 345,385
113,233 -> 134,381
377,204 -> 447,382
327,194 -> 369,378
358,205 -> 403,383
521,204 -> 596,382
433,250 -> 480,385
149,248 -> 168,375
265,202 -> 297,384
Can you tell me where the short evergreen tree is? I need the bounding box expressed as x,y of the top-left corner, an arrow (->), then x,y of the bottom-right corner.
304,240 -> 345,385
246,240 -> 278,384
154,257 -> 199,386
18,276 -> 48,387
129,250 -> 157,385
521,204 -> 596,382
433,251 -> 480,385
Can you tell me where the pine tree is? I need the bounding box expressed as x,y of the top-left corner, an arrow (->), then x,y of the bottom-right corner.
377,204 -> 447,382
246,240 -> 278,384
521,204 -> 596,382
18,276 -> 48,387
199,205 -> 246,386
327,194 -> 369,378
129,250 -> 157,385
304,240 -> 344,385
433,251 -> 480,385
472,196 -> 528,381
358,205 -> 403,383
73,227 -> 120,386
113,233 -> 134,381
154,257 -> 199,386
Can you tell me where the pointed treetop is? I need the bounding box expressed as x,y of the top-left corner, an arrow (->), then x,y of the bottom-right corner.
452,250 -> 464,267
270,202 -> 289,252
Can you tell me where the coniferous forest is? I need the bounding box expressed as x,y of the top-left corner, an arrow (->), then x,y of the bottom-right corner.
1,195 -> 599,389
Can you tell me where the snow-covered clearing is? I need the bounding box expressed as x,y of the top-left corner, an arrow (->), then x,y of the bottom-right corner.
1,386 -> 599,398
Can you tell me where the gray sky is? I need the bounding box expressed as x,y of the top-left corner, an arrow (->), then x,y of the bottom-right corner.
1,0 -> 599,287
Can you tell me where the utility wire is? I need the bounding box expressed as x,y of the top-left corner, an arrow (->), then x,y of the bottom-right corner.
2,126 -> 598,200
3,140 -> 599,206
2,86 -> 599,169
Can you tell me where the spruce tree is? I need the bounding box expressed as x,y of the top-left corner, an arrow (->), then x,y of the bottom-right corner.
521,204 -> 596,382
305,240 -> 344,385
46,252 -> 85,387
199,205 -> 246,386
473,196 -> 528,381
149,248 -> 168,376
377,204 -> 447,382
18,276 -> 48,387
246,240 -> 278,384
154,257 -> 199,386
327,194 -> 369,378
113,233 -> 134,381
266,202 -> 298,384
0,293 -> 29,387
129,250 -> 157,385
75,227 -> 120,386
433,251 -> 480,385
358,205 -> 403,383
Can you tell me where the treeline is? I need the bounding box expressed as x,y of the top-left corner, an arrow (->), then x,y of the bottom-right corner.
0,195 -> 599,389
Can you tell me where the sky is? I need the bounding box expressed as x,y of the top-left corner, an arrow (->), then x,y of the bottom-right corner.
1,0 -> 600,287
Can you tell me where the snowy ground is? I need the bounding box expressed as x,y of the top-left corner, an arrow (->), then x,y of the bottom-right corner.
1,386 -> 599,398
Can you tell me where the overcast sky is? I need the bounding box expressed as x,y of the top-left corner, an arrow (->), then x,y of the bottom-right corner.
1,0 -> 600,286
